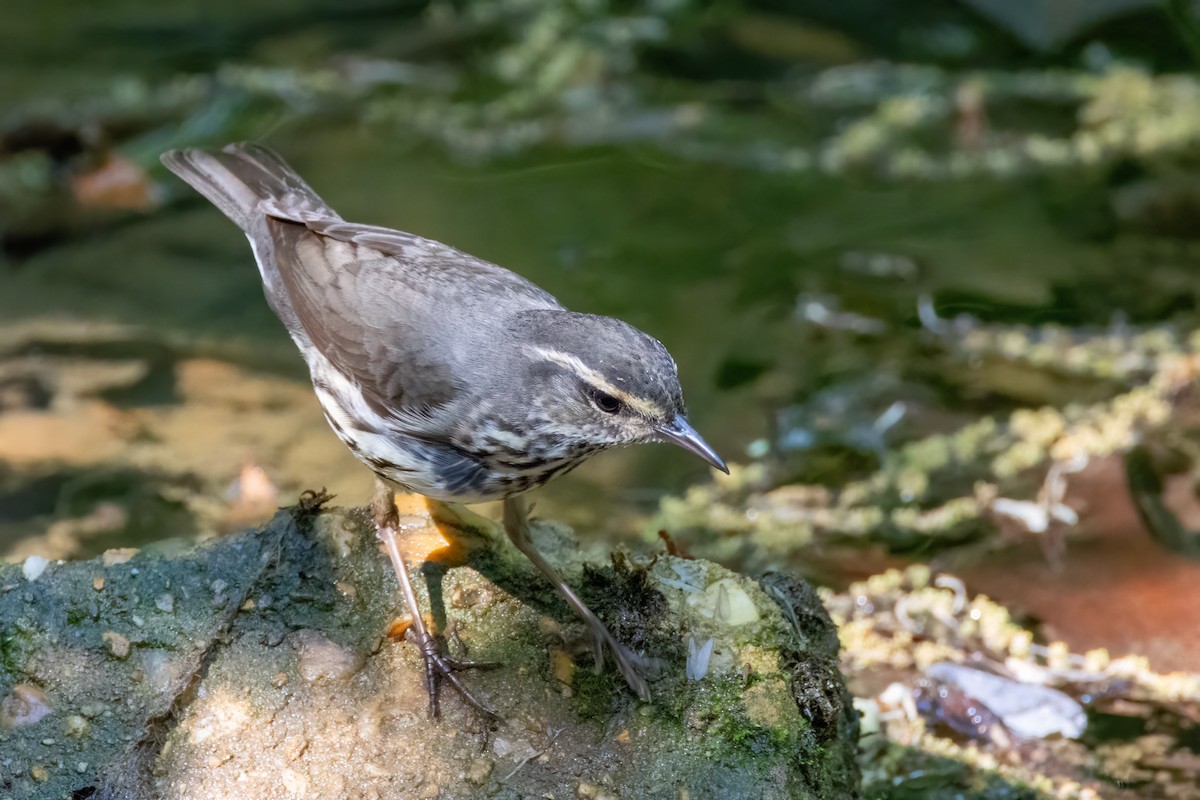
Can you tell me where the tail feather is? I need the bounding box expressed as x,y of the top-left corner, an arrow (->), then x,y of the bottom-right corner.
161,142 -> 335,356
160,142 -> 335,232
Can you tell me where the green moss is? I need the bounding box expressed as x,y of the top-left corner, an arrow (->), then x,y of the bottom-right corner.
571,665 -> 626,722
0,619 -> 36,675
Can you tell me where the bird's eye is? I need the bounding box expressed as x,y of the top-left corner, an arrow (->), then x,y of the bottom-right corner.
588,386 -> 623,414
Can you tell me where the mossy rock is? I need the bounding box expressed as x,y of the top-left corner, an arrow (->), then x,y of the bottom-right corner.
0,500 -> 860,799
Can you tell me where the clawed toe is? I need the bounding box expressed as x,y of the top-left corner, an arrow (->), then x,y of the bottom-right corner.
405,629 -> 500,721
579,620 -> 650,701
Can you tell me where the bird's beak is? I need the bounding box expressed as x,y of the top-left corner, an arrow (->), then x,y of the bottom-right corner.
656,415 -> 729,474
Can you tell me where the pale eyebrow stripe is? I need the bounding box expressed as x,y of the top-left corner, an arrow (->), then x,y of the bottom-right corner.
527,345 -> 663,418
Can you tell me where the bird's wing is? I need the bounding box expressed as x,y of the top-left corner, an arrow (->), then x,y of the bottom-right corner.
259,205 -> 561,423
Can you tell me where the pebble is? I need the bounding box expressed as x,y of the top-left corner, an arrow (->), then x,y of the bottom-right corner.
465,757 -> 493,786
103,631 -> 131,659
289,630 -> 364,684
155,593 -> 175,613
0,684 -> 53,728
22,556 -> 49,582
102,548 -> 138,566
64,715 -> 89,738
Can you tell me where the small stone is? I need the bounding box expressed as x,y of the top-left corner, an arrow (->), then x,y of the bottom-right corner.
30,764 -> 49,782
76,762 -> 88,774
289,630 -> 364,684
103,631 -> 131,660
418,782 -> 440,799
102,548 -> 138,566
1,684 -> 52,728
272,672 -> 288,688
80,703 -> 106,719
131,615 -> 145,628
22,556 -> 49,582
465,758 -> 493,786
155,593 -> 175,613
64,715 -> 89,738
613,729 -> 631,745
92,576 -> 105,591
334,581 -> 357,599
211,579 -> 228,594
241,598 -> 255,611
40,738 -> 54,745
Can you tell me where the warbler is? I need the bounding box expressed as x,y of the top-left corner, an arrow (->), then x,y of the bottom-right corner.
161,142 -> 726,717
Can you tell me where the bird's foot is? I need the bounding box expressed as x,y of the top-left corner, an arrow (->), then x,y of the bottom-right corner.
582,621 -> 650,701
405,627 -> 500,721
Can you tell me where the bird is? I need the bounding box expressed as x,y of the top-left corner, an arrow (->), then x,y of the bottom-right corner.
160,142 -> 727,718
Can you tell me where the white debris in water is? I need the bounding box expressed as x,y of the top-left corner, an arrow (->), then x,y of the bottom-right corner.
686,636 -> 715,681
22,556 -> 50,582
926,662 -> 1086,739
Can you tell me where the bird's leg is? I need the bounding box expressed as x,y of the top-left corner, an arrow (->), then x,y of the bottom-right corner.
372,479 -> 498,720
502,495 -> 650,701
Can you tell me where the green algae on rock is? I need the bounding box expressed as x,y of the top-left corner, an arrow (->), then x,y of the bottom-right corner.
0,501 -> 860,799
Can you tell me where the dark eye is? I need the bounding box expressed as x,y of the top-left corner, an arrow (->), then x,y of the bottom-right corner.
588,386 -> 623,414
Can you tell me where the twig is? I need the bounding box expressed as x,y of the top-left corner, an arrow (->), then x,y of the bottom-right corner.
502,727 -> 564,781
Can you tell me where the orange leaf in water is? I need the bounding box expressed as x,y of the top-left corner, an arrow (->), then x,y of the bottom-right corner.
72,154 -> 157,211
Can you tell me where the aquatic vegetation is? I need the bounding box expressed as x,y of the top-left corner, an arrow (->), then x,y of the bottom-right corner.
831,565 -> 1200,799
652,314 -> 1200,568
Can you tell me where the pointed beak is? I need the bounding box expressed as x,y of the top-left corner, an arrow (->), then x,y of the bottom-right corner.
656,415 -> 729,474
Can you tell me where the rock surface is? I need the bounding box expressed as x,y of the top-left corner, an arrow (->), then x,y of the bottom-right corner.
0,498 -> 860,799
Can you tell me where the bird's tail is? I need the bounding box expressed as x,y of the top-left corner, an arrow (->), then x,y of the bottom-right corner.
160,142 -> 335,232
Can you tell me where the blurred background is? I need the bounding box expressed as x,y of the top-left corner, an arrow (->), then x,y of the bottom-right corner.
4,1 -> 1200,796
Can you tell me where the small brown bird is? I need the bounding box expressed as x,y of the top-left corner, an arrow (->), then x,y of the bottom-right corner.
160,142 -> 726,717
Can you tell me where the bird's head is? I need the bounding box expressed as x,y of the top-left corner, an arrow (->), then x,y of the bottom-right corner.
507,310 -> 727,471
